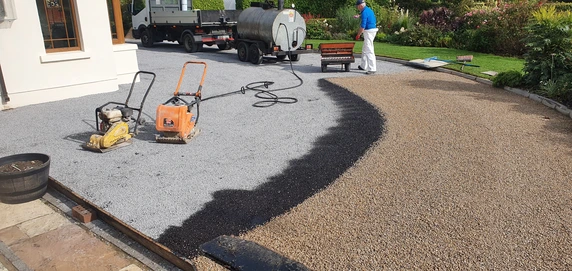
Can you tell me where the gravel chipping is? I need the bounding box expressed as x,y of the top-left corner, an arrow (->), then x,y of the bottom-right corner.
194,71 -> 572,270
0,43 -> 413,260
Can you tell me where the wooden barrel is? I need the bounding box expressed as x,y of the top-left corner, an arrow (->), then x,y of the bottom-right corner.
0,153 -> 50,204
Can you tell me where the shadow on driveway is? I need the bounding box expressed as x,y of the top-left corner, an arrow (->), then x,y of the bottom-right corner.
157,79 -> 385,258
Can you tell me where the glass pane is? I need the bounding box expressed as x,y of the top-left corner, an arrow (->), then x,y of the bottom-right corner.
132,0 -> 146,16
108,0 -> 117,40
36,0 -> 80,50
1,1 -> 6,19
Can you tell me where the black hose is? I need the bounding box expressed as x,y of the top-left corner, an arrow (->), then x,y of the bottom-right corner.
245,22 -> 303,108
203,23 -> 305,108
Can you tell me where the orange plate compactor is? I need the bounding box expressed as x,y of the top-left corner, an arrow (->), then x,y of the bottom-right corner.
155,61 -> 207,143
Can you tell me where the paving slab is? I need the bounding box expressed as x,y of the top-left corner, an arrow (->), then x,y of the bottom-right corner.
0,201 -> 54,230
9,224 -> 134,271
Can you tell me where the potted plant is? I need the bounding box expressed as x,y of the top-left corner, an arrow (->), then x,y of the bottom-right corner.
0,153 -> 50,204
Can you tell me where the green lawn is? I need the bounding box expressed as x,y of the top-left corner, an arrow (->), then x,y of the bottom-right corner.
307,39 -> 525,78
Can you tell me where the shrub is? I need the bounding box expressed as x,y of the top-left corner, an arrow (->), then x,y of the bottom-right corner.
377,6 -> 402,34
392,8 -> 415,33
193,0 -> 224,10
396,0 -> 437,15
418,7 -> 458,31
305,19 -> 333,39
453,2 -> 537,56
375,31 -> 388,42
538,74 -> 572,107
334,6 -> 361,34
522,6 -> 572,88
546,2 -> 572,13
388,24 -> 444,47
492,70 -> 524,88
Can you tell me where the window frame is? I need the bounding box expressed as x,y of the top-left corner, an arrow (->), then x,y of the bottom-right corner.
38,0 -> 82,53
109,0 -> 125,44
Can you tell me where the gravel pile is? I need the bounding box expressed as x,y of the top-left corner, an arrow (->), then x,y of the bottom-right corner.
195,71 -> 572,270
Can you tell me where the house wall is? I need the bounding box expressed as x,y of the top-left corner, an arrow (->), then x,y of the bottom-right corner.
0,0 -> 139,110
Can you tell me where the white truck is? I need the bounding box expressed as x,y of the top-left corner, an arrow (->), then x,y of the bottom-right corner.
130,0 -> 240,52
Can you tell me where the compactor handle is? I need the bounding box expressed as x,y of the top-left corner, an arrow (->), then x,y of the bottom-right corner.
174,61 -> 207,99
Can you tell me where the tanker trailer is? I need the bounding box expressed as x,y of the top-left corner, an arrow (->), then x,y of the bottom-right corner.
233,2 -> 311,64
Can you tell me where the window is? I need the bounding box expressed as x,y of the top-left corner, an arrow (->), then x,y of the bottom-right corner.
0,1 -> 5,20
36,0 -> 81,52
132,0 -> 146,16
1,0 -> 17,23
107,0 -> 124,44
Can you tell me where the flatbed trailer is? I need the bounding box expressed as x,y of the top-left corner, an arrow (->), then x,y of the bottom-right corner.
131,0 -> 240,52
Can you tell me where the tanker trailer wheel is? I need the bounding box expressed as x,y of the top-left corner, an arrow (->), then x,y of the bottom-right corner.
288,53 -> 300,62
183,33 -> 200,53
237,42 -> 249,62
249,44 -> 263,65
140,28 -> 154,48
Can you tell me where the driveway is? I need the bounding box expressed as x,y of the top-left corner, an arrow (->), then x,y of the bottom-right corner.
195,70 -> 572,270
0,42 -> 414,260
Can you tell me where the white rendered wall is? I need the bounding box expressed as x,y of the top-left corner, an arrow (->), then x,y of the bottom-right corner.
0,0 -> 139,110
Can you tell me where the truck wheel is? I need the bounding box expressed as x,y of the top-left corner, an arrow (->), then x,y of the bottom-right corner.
237,42 -> 248,62
183,33 -> 199,53
345,63 -> 350,72
289,53 -> 300,62
276,55 -> 287,61
321,64 -> 327,72
217,43 -> 231,50
249,44 -> 263,65
140,29 -> 154,48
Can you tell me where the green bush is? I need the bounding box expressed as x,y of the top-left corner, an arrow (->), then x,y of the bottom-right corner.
375,31 -> 388,42
546,2 -> 572,13
492,70 -> 523,88
193,0 -> 224,10
377,6 -> 401,34
334,6 -> 361,34
522,6 -> 572,88
388,24 -> 445,47
453,2 -> 537,56
305,19 -> 333,39
538,74 -> 572,107
235,0 -> 251,9
391,8 -> 415,33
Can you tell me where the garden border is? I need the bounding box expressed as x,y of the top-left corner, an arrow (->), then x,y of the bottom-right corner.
376,55 -> 572,120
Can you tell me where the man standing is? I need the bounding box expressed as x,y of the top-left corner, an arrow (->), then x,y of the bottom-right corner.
355,0 -> 378,75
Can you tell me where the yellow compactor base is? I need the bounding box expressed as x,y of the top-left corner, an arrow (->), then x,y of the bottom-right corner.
81,140 -> 133,153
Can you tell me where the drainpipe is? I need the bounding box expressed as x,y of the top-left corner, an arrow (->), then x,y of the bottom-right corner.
0,64 -> 9,103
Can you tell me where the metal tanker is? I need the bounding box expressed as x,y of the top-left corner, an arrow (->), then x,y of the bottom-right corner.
232,1 -> 311,64
237,7 -> 306,51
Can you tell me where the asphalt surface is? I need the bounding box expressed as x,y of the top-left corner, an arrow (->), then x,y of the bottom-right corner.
0,42 -> 414,259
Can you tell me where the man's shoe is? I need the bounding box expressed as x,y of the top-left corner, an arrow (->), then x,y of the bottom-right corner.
358,66 -> 364,70
365,71 -> 376,75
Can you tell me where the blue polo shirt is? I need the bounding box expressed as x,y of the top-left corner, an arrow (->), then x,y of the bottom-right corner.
360,6 -> 377,30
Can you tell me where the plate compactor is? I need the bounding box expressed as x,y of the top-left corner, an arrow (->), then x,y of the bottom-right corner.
155,61 -> 207,144
82,71 -> 156,152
